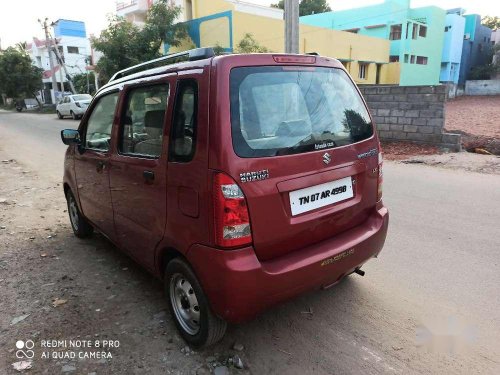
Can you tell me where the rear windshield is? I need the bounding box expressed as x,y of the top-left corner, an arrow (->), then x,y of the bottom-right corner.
230,66 -> 373,157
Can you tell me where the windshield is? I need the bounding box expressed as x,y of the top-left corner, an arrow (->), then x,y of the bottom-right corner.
72,94 -> 92,101
230,66 -> 373,157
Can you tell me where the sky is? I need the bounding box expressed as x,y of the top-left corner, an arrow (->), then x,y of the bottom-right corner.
0,0 -> 499,49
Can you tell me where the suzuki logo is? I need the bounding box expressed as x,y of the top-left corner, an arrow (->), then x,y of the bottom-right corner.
323,152 -> 331,165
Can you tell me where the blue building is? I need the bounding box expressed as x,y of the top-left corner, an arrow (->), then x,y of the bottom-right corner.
440,9 -> 465,84
53,19 -> 87,38
300,0 -> 446,86
459,14 -> 492,84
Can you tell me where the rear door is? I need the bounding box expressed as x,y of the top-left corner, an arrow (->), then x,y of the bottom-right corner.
109,77 -> 175,271
165,72 -> 211,252
217,60 -> 380,261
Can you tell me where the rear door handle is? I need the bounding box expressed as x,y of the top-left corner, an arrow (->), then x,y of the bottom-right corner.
143,170 -> 155,183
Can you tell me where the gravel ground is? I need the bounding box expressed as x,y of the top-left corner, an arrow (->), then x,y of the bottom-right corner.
445,95 -> 500,138
445,95 -> 500,155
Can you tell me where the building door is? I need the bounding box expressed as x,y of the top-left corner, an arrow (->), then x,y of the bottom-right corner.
376,64 -> 382,84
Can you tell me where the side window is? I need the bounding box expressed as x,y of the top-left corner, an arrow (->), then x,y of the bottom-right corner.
84,92 -> 119,151
169,80 -> 198,162
119,84 -> 169,158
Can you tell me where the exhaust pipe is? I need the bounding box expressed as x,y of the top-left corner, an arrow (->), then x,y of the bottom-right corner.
354,268 -> 365,276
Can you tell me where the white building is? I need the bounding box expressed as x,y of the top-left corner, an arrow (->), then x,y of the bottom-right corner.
27,19 -> 91,103
116,0 -> 283,26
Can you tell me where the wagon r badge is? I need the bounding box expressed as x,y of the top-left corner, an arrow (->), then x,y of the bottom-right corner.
323,152 -> 331,165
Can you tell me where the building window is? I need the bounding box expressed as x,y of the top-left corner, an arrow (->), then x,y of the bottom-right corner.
404,54 -> 409,63
412,24 -> 418,39
67,46 -> 79,54
444,26 -> 451,32
419,25 -> 427,37
185,0 -> 193,20
406,22 -> 410,39
389,55 -> 400,62
389,24 -> 402,40
478,43 -> 483,52
410,55 -> 415,64
358,63 -> 368,80
343,28 -> 359,34
416,56 -> 428,65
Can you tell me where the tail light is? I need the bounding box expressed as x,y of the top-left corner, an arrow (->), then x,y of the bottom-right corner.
75,102 -> 81,108
213,173 -> 252,248
377,152 -> 383,202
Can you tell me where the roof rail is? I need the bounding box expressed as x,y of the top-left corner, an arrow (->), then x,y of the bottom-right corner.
108,47 -> 215,83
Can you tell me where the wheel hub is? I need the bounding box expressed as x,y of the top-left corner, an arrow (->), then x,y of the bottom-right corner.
68,196 -> 79,231
170,274 -> 200,335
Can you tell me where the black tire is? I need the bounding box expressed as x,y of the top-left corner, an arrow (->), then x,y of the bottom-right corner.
65,190 -> 93,238
165,258 -> 227,347
71,111 -> 77,120
57,111 -> 63,119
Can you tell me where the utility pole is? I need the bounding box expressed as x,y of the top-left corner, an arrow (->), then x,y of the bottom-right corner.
285,0 -> 300,54
39,18 -> 58,104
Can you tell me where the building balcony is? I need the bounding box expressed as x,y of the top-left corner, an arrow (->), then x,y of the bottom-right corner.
116,0 -> 150,18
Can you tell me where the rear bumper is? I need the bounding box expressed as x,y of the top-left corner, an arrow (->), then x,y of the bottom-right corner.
186,205 -> 389,324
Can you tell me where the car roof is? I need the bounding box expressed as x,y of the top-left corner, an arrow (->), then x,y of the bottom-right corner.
96,48 -> 341,96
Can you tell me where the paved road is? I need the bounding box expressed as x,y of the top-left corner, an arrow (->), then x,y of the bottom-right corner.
1,111 -> 499,374
0,111 -> 78,181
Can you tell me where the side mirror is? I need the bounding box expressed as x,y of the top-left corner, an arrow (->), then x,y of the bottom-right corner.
61,129 -> 81,145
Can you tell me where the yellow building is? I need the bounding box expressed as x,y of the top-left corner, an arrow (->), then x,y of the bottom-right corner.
167,0 -> 399,85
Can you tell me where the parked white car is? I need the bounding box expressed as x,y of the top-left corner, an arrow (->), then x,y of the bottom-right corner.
56,94 -> 93,120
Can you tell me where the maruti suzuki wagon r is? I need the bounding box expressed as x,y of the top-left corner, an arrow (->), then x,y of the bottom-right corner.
61,48 -> 389,347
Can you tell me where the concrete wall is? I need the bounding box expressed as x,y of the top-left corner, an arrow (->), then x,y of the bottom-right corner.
359,85 -> 461,151
465,80 -> 500,95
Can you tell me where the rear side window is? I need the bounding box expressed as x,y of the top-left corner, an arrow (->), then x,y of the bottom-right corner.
84,92 -> 119,151
230,67 -> 373,157
169,80 -> 198,162
120,84 -> 169,158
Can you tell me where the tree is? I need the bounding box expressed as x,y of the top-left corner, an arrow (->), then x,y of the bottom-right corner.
271,0 -> 332,17
235,34 -> 269,53
481,15 -> 500,30
72,72 -> 96,95
212,43 -> 226,56
469,63 -> 499,80
0,47 -> 43,106
92,0 -> 187,83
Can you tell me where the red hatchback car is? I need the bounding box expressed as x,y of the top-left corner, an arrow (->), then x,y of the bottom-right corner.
61,48 -> 389,347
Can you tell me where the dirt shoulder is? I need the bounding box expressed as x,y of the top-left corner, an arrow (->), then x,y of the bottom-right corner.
400,152 -> 500,175
445,95 -> 500,156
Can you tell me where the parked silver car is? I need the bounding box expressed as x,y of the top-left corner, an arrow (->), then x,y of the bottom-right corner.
56,94 -> 92,120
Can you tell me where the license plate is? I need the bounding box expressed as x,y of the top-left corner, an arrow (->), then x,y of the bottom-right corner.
289,176 -> 354,216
